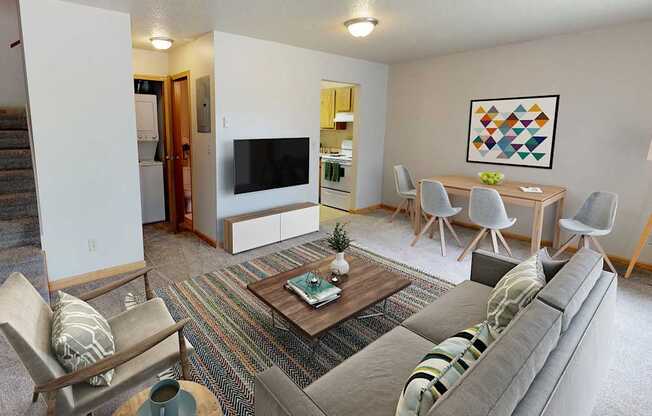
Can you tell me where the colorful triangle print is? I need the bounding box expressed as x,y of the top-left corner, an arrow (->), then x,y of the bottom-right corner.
535,112 -> 549,127
472,136 -> 483,149
520,120 -> 533,127
493,120 -> 505,128
514,104 -> 527,113
532,153 -> 545,161
475,106 -> 486,114
512,128 -> 525,136
479,149 -> 490,157
525,136 -> 546,151
486,127 -> 497,135
518,152 -> 530,160
487,105 -> 499,114
529,103 -> 542,112
527,127 -> 540,136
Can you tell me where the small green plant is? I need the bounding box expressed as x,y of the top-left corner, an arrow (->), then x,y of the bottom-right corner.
327,222 -> 351,253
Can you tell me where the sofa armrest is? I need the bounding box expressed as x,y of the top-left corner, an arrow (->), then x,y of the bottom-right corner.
255,366 -> 327,416
470,250 -> 520,287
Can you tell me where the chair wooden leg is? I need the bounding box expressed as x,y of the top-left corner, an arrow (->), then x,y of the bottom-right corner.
443,217 -> 462,247
411,217 -> 435,247
490,230 -> 499,254
439,218 -> 447,256
144,272 -> 154,300
32,389 -> 39,403
429,216 -> 437,239
552,234 -> 577,258
458,228 -> 487,262
589,236 -> 617,273
495,230 -> 513,257
389,200 -> 407,223
46,391 -> 56,416
178,330 -> 190,380
582,235 -> 591,249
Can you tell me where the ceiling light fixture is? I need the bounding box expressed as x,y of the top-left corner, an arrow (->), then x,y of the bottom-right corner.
150,37 -> 173,50
344,17 -> 378,38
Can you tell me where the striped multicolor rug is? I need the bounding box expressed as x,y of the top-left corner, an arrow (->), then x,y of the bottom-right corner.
155,239 -> 453,416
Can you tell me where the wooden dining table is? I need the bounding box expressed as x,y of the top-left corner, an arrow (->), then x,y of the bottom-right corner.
414,175 -> 567,256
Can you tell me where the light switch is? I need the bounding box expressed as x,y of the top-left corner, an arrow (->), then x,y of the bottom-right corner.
222,116 -> 230,128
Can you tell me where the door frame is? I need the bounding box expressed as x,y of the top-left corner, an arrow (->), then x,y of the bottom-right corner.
133,74 -> 177,231
170,70 -> 194,232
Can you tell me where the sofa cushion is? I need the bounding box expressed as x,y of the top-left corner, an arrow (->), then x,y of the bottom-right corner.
51,291 -> 116,386
426,299 -> 562,416
305,326 -> 434,416
536,247 -> 603,331
396,322 -> 494,416
402,280 -> 492,344
487,254 -> 545,334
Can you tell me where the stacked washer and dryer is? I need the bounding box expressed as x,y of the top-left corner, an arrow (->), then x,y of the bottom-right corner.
135,94 -> 165,224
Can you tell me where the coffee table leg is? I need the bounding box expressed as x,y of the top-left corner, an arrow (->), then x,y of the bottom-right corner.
271,309 -> 288,331
358,299 -> 388,320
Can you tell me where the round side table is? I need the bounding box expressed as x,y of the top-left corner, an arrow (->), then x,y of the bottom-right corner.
113,380 -> 222,416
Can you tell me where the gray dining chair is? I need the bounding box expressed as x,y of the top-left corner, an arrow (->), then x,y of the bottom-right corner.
389,165 -> 418,225
552,191 -> 618,273
457,187 -> 516,261
410,180 -> 463,256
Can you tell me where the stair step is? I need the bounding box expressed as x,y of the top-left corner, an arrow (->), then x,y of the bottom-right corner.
0,169 -> 35,194
0,109 -> 27,130
0,245 -> 49,302
0,149 -> 32,170
0,217 -> 40,250
0,130 -> 29,150
0,192 -> 38,220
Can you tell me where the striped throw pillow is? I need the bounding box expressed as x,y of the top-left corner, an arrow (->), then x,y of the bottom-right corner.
51,291 -> 116,386
396,322 -> 494,416
487,253 -> 545,335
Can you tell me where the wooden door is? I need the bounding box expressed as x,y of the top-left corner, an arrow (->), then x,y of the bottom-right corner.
320,89 -> 335,129
171,75 -> 192,230
335,87 -> 352,112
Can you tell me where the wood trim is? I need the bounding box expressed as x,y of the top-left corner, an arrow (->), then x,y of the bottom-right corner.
378,204 -> 652,273
48,260 -> 147,292
350,204 -> 381,214
171,70 -> 191,81
194,229 -> 217,248
133,74 -> 167,82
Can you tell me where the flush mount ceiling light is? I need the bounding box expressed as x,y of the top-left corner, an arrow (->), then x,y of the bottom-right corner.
150,37 -> 173,50
344,17 -> 378,38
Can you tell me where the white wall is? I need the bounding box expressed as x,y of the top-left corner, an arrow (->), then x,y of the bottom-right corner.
132,48 -> 169,76
19,0 -> 144,280
383,21 -> 652,262
213,31 -> 388,239
169,33 -> 217,241
0,0 -> 26,107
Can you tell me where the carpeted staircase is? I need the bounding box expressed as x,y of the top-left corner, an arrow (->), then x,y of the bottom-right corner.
0,108 -> 49,301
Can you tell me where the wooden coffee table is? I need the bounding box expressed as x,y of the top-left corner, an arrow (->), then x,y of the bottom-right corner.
113,381 -> 222,416
248,254 -> 411,353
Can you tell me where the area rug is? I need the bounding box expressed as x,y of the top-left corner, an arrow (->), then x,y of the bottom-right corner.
155,239 -> 454,416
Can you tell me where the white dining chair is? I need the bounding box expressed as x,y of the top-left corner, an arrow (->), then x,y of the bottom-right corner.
457,187 -> 516,261
390,165 -> 418,225
410,180 -> 463,256
553,191 -> 618,273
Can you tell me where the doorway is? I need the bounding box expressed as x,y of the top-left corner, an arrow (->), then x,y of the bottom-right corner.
171,72 -> 193,232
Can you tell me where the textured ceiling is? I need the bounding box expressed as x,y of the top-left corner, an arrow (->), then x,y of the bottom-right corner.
64,0 -> 652,63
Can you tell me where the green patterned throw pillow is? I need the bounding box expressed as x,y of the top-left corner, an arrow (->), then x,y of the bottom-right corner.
51,291 -> 116,386
396,322 -> 494,416
487,253 -> 546,334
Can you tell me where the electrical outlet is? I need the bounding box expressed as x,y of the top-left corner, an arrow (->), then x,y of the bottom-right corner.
88,239 -> 97,252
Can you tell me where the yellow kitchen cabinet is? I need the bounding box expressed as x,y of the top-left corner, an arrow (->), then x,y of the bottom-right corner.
335,87 -> 352,112
320,89 -> 335,129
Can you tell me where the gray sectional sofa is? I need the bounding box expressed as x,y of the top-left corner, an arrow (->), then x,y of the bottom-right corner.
255,248 -> 616,416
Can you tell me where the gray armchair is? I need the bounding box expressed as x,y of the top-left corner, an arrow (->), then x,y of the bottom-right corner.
0,269 -> 194,416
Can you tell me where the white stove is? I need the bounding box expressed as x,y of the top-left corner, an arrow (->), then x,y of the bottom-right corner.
320,140 -> 353,210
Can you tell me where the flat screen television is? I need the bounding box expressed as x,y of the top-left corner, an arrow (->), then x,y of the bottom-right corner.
234,137 -> 310,194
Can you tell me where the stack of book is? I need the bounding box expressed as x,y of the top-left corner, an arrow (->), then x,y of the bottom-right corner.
286,274 -> 342,308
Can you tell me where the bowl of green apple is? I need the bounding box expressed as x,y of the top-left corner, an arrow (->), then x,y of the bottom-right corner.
478,171 -> 505,186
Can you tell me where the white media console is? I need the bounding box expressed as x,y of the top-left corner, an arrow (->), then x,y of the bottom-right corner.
223,202 -> 320,254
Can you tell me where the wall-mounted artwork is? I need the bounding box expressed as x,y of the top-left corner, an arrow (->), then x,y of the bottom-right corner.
466,95 -> 559,169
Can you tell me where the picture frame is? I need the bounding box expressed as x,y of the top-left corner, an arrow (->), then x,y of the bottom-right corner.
466,95 -> 560,169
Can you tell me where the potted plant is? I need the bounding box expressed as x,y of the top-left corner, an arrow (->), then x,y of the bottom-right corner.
327,222 -> 351,277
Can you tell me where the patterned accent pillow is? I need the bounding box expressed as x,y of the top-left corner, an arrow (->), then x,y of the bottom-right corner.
51,291 -> 116,386
396,322 -> 494,416
487,253 -> 546,334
